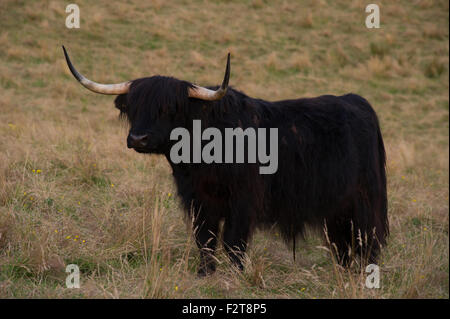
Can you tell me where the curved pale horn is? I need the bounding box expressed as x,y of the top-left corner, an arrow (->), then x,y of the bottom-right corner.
188,53 -> 230,101
62,46 -> 131,95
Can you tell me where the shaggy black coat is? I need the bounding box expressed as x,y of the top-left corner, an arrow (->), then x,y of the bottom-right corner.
115,76 -> 388,275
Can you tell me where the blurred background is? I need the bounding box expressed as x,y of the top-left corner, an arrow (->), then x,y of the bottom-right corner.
0,0 -> 448,298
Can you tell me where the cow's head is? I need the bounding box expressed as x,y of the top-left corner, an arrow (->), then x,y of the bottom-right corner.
62,46 -> 230,154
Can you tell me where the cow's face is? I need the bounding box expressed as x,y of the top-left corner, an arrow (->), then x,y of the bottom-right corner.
114,85 -> 181,155
115,94 -> 172,154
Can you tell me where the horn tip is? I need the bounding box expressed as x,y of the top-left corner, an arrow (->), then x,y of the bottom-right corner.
222,52 -> 230,90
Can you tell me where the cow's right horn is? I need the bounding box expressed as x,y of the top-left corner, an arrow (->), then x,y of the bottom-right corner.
188,53 -> 230,101
62,46 -> 131,95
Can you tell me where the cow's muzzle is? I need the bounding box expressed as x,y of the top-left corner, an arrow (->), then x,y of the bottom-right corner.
127,133 -> 149,149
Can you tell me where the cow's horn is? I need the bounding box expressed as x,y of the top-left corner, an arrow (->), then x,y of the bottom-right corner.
188,53 -> 230,101
62,46 -> 131,95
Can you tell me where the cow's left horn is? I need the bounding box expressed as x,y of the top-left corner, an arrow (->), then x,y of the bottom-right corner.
188,53 -> 230,101
62,46 -> 131,95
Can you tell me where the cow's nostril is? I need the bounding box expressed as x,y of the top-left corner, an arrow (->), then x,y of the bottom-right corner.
128,133 -> 149,148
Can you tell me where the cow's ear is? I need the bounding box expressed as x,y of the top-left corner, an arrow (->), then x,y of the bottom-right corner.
114,94 -> 128,113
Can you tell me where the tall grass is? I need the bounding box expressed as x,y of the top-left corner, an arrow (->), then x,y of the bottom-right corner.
0,0 -> 448,298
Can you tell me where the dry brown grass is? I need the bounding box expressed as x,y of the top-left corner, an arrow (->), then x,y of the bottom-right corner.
0,0 -> 448,298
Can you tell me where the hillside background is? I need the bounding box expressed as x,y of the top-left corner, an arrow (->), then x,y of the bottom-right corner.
0,0 -> 448,298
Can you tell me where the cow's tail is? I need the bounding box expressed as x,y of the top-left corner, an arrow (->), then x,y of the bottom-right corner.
342,94 -> 389,264
375,117 -> 389,244
361,99 -> 389,264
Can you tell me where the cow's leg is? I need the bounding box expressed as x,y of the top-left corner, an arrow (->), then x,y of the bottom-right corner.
193,213 -> 220,277
325,194 -> 383,266
222,214 -> 252,271
325,215 -> 354,266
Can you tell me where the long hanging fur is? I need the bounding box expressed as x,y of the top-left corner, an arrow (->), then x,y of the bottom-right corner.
116,76 -> 388,272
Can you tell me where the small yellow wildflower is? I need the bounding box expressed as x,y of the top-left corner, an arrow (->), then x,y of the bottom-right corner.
75,235 -> 79,238
8,123 -> 16,129
82,240 -> 86,243
23,192 -> 27,195
30,196 -> 34,200
78,201 -> 80,205
412,199 -> 416,202
300,287 -> 306,292
32,169 -> 35,173
74,238 -> 78,241
168,192 -> 172,197
423,227 -> 427,231
175,286 -> 179,291
111,183 -> 115,187
36,169 -> 41,174
401,176 -> 405,179
55,230 -> 58,233
160,267 -> 162,271
66,235 -> 71,239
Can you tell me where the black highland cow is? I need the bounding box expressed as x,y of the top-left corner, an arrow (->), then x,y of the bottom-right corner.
63,47 -> 388,276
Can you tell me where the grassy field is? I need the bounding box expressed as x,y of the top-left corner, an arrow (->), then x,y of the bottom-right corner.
0,0 -> 448,298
